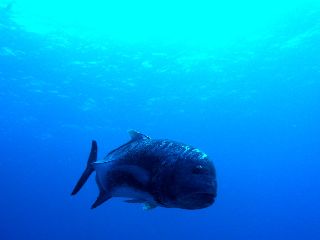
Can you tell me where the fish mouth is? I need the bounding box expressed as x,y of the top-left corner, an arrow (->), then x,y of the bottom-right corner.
179,192 -> 216,210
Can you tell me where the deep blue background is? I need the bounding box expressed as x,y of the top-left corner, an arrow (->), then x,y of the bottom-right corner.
1,5 -> 320,240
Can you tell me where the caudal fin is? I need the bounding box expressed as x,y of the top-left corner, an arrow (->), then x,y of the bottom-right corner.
71,140 -> 98,195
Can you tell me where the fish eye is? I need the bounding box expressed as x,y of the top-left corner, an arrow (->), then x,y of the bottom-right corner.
192,165 -> 207,174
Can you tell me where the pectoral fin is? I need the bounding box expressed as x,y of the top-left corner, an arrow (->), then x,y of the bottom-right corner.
112,165 -> 150,186
124,199 -> 145,204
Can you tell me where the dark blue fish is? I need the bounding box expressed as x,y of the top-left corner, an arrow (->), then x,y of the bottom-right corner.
71,130 -> 217,210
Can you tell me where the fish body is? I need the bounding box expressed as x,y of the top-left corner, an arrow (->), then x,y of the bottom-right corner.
71,130 -> 217,210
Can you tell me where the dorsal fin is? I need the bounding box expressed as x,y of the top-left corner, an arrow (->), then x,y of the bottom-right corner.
128,130 -> 150,141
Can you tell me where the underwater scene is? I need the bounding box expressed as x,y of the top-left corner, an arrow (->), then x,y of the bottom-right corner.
0,0 -> 319,239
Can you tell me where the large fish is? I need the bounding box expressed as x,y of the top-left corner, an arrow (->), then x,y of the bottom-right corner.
71,130 -> 217,210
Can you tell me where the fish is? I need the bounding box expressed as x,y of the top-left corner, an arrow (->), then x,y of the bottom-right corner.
71,130 -> 217,210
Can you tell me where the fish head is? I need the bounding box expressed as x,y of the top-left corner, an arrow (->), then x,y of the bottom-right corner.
161,151 -> 217,210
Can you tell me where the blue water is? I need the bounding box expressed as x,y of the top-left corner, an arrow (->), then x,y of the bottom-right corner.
1,2 -> 320,240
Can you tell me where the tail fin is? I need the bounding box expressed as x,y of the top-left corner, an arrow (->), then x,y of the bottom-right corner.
71,140 -> 98,195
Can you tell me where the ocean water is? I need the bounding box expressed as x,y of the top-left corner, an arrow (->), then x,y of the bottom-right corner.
1,1 -> 320,240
